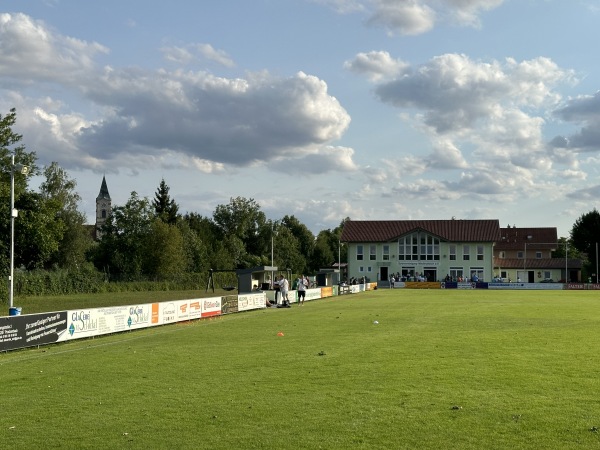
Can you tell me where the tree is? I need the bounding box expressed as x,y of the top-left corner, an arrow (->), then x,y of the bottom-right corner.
0,109 -> 38,274
183,212 -> 233,271
153,178 -> 179,225
311,230 -> 335,272
14,190 -> 64,270
273,225 -> 305,274
142,219 -> 186,279
309,218 -> 348,274
570,209 -> 600,278
281,215 -> 314,273
213,197 -> 269,268
94,192 -> 154,279
39,162 -> 93,269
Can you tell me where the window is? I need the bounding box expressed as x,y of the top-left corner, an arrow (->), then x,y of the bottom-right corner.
359,266 -> 364,272
499,251 -> 505,259
357,245 -> 363,261
370,245 -> 376,261
536,251 -> 542,259
470,267 -> 484,281
463,245 -> 470,261
517,251 -> 524,259
383,245 -> 390,261
102,210 -> 107,219
449,267 -> 463,280
367,267 -> 372,272
544,271 -> 551,279
449,245 -> 456,261
399,232 -> 439,261
501,271 -> 507,279
477,245 -> 484,261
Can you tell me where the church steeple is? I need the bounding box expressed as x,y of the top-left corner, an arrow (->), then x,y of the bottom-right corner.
95,176 -> 112,239
97,175 -> 111,201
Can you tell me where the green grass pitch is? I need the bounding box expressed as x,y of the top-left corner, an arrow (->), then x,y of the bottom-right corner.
2,289 -> 600,449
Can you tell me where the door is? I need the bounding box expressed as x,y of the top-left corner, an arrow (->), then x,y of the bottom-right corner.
380,266 -> 389,282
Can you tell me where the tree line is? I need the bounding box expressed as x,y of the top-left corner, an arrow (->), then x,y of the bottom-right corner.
0,110 -> 347,299
2,108 -> 600,300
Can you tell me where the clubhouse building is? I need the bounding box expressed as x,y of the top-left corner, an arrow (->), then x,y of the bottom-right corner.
340,219 -> 581,284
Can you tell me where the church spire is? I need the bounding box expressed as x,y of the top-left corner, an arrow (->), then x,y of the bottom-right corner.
97,175 -> 111,201
95,176 -> 112,240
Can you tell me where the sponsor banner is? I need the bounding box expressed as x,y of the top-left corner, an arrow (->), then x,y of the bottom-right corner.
174,300 -> 192,322
201,297 -> 222,317
457,282 -> 475,290
405,282 -> 443,289
65,308 -> 100,339
188,299 -> 203,319
350,285 -> 361,294
305,288 -> 322,301
489,282 -> 564,290
127,304 -> 154,329
237,293 -> 266,312
160,302 -> 178,325
568,283 -> 600,290
321,287 -> 333,298
64,304 -> 155,340
392,282 -> 406,288
0,312 -> 68,352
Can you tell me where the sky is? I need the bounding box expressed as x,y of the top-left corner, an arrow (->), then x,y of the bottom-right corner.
2,0 -> 600,238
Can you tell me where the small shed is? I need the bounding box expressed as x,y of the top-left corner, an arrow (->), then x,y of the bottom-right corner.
316,268 -> 341,287
236,266 -> 278,293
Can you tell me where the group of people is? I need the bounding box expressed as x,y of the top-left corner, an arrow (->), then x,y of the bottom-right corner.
390,272 -> 428,286
266,274 -> 311,308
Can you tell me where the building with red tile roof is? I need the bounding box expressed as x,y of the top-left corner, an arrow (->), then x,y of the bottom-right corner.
340,219 -> 580,284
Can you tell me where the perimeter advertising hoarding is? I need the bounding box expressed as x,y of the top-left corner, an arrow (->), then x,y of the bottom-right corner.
564,283 -> 600,290
237,293 -> 266,312
63,304 -> 155,340
0,312 -> 68,352
488,283 -> 563,290
305,288 -> 322,302
201,297 -> 222,317
321,287 -> 333,298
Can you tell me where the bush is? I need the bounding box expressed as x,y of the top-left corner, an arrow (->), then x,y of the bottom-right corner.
0,266 -> 209,303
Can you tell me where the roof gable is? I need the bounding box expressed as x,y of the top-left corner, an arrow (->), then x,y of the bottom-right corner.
340,219 -> 500,243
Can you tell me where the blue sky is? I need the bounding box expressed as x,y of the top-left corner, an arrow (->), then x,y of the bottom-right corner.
2,1 -> 600,237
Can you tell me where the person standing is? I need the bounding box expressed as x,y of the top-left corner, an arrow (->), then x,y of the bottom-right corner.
280,275 -> 290,307
297,275 -> 307,305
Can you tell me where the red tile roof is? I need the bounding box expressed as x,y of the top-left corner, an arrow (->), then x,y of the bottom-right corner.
495,227 -> 558,251
493,258 -> 581,269
340,219 -> 500,243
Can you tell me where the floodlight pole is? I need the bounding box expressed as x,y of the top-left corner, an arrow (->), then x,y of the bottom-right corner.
8,153 -> 28,311
9,153 -> 15,310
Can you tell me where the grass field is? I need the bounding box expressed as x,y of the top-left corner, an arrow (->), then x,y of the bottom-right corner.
2,289 -> 600,449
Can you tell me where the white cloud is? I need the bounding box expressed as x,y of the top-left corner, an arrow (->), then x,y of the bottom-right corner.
344,51 -> 410,81
0,13 -> 108,84
367,0 -> 436,35
161,43 -> 235,67
316,0 -> 506,35
551,92 -> 600,152
75,69 -> 350,169
0,14 -> 353,174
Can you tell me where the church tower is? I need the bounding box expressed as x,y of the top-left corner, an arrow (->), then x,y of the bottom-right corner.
95,176 -> 112,240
